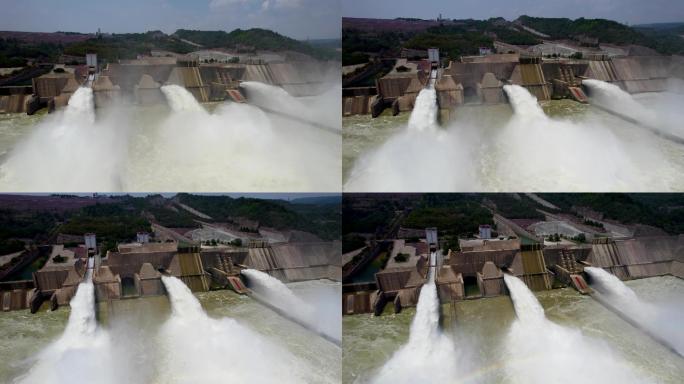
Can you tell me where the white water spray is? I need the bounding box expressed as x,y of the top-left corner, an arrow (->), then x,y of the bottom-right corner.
160,85 -> 205,113
346,80 -> 682,191
0,81 -> 340,191
0,87 -> 128,191
158,275 -> 334,384
370,253 -> 461,384
240,269 -> 339,342
583,79 -> 684,139
15,268 -> 118,384
407,88 -> 438,132
345,86 -> 480,192
503,274 -> 649,384
585,267 -> 684,355
503,84 -> 546,120
497,84 -> 675,191
126,83 -> 340,191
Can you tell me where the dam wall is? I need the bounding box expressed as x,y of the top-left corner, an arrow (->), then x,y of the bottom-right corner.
242,242 -> 341,282
343,290 -> 377,315
167,248 -> 210,292
449,249 -> 518,276
342,87 -> 377,116
436,265 -> 464,302
342,54 -> 682,117
1,288 -> 32,311
477,261 -> 506,297
511,244 -> 552,291
587,236 -> 684,280
583,56 -> 678,93
445,61 -> 517,95
510,63 -> 551,100
30,58 -> 331,113
0,86 -> 32,113
587,238 -> 630,278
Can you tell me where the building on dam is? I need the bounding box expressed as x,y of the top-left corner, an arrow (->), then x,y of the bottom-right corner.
343,214 -> 684,316
1,225 -> 341,313
342,47 -> 684,120
1,49 -> 334,114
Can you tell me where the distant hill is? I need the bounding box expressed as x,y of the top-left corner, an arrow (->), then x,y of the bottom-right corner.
516,16 -> 645,45
633,22 -> 684,31
177,194 -> 340,240
290,195 -> 342,205
342,16 -> 684,65
0,31 -> 93,44
0,27 -> 339,68
0,193 -> 341,256
173,28 -> 338,60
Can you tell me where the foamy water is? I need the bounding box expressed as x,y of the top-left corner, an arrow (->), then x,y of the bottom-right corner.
158,276 -> 337,384
0,82 -> 340,192
344,83 -> 684,191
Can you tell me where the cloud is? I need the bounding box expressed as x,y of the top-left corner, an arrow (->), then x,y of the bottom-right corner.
211,0 -> 301,11
209,0 -> 242,6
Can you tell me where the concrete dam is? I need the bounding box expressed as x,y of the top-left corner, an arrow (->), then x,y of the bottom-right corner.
343,53 -> 684,191
1,237 -> 341,383
343,228 -> 684,383
343,54 -> 684,118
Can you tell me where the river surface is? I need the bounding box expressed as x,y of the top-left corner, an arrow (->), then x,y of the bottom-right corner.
342,276 -> 684,384
0,281 -> 340,383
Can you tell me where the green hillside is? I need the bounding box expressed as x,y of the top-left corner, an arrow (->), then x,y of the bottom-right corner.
174,28 -> 338,60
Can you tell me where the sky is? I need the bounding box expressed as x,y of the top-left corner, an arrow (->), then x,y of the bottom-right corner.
342,0 -> 684,25
0,0 -> 340,39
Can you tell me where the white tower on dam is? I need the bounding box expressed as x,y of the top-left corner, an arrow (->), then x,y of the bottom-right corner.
479,224 -> 492,239
137,231 -> 150,244
84,233 -> 97,251
428,48 -> 439,67
425,227 -> 442,267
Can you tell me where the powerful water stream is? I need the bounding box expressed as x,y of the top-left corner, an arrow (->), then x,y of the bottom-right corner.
503,273 -> 652,384
158,275 -> 337,383
344,276 -> 684,383
583,79 -> 684,139
344,80 -> 684,191
13,268 -> 120,384
0,81 -> 340,191
585,267 -> 684,355
345,84 -> 479,191
241,269 -> 340,343
366,252 -> 464,384
0,276 -> 339,383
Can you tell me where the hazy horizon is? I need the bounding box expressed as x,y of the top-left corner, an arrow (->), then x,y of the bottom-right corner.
0,0 -> 341,40
342,0 -> 684,26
